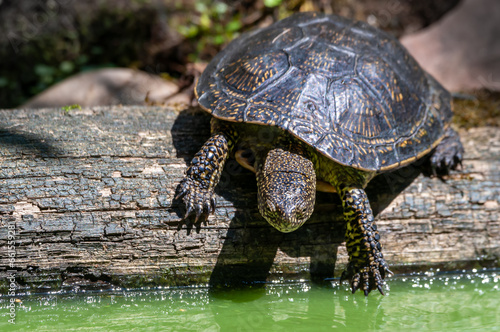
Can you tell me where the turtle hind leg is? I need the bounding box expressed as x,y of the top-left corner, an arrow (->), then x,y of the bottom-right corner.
430,127 -> 464,176
339,186 -> 392,295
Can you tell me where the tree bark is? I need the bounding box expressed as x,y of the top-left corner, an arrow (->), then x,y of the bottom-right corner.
0,106 -> 498,293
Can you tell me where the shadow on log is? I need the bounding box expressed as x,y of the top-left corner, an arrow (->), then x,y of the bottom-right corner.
0,129 -> 60,157
0,106 -> 498,294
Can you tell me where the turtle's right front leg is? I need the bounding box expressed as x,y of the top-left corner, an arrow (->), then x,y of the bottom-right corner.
177,122 -> 236,221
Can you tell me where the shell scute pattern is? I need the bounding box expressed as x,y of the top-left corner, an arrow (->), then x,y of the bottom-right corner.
352,145 -> 380,170
329,20 -> 379,53
244,26 -> 304,54
213,96 -> 248,122
357,56 -> 403,118
428,76 -> 453,125
300,17 -> 347,39
248,67 -> 309,129
336,77 -> 393,139
197,86 -> 221,112
292,40 -> 357,79
316,131 -> 355,166
196,12 -> 452,171
392,92 -> 424,137
375,144 -> 398,169
223,52 -> 289,94
293,73 -> 331,133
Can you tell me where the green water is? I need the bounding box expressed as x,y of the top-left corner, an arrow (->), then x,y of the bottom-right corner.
1,271 -> 499,331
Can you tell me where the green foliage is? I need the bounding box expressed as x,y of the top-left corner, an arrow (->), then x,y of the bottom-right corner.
175,0 -> 243,61
61,104 -> 82,113
264,0 -> 283,7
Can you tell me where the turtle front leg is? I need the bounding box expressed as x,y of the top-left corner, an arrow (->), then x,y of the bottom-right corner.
340,186 -> 392,295
177,121 -> 236,222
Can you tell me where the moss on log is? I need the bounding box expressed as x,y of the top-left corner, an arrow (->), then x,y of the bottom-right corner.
0,106 -> 498,293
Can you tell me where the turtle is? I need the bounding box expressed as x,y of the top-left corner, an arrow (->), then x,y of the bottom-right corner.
177,12 -> 463,295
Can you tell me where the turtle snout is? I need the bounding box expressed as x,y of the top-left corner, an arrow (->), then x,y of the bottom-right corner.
259,194 -> 314,233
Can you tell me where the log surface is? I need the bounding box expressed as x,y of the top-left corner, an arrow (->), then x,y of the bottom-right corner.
0,106 -> 498,293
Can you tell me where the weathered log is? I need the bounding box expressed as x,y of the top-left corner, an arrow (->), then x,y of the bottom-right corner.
0,106 -> 498,293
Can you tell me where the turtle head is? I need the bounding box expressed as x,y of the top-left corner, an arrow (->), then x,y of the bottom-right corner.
256,148 -> 316,233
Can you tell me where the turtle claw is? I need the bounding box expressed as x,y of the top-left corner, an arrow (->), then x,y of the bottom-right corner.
210,197 -> 216,213
183,205 -> 193,220
177,178 -> 215,223
430,128 -> 464,176
342,261 -> 390,296
377,284 -> 385,296
194,206 -> 202,223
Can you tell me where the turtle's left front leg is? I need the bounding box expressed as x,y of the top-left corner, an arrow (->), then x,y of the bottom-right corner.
340,186 -> 392,295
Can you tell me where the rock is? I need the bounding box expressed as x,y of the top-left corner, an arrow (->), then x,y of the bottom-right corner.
21,68 -> 180,108
401,0 -> 500,92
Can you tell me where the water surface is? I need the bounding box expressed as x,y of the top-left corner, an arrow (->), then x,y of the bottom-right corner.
1,270 -> 499,331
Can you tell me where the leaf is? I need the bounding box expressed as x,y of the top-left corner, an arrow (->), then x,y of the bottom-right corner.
264,0 -> 282,8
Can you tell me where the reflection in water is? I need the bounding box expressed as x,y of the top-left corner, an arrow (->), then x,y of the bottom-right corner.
0,271 -> 499,331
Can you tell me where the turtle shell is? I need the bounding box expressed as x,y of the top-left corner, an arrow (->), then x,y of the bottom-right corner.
195,12 -> 453,172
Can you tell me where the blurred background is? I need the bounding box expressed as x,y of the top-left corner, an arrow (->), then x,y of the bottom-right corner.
0,0 -> 498,126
